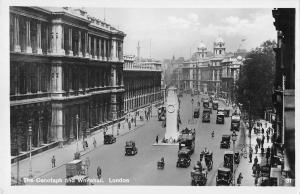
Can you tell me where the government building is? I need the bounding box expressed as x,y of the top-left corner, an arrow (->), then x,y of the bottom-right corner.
174,37 -> 243,101
10,7 -> 126,159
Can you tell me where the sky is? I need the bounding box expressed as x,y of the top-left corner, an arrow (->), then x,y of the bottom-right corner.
86,8 -> 276,60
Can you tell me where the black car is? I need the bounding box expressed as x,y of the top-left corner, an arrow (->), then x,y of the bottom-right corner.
125,141 -> 138,156
176,148 -> 191,168
216,167 -> 232,186
104,134 -> 116,144
220,135 -> 231,149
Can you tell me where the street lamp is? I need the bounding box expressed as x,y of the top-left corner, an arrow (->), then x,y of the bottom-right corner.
76,114 -> 79,153
191,98 -> 194,115
28,125 -> 33,178
248,101 -> 252,147
231,130 -> 238,186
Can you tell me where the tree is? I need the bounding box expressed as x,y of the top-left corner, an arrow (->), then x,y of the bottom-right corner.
236,40 -> 276,120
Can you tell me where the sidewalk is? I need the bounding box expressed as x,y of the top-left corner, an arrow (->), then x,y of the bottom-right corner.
11,104 -> 159,182
235,119 -> 273,186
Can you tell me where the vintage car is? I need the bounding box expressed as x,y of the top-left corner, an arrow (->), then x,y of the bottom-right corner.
104,134 -> 116,144
193,107 -> 200,118
212,101 -> 219,110
216,167 -> 233,186
217,108 -> 225,115
204,152 -> 213,171
157,160 -> 165,170
223,150 -> 240,167
216,112 -> 225,124
260,165 -> 271,178
224,108 -> 230,117
220,135 -> 231,149
191,167 -> 208,186
176,148 -> 191,168
125,141 -> 138,156
203,99 -> 209,108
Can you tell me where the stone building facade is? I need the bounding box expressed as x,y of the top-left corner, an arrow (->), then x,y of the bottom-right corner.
123,55 -> 162,113
10,7 -> 125,155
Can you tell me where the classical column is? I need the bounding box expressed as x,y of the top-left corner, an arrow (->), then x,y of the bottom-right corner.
98,38 -> 102,60
36,21 -> 43,54
111,64 -> 117,87
89,36 -> 92,59
25,19 -> 32,53
120,41 -> 123,61
212,69 -> 215,81
13,15 -> 21,52
14,64 -> 20,95
37,65 -> 42,93
51,103 -> 64,147
84,32 -> 89,58
103,39 -> 106,60
78,30 -> 83,57
38,111 -> 44,146
50,20 -> 65,55
68,27 -> 73,56
51,62 -> 63,97
93,37 -> 97,59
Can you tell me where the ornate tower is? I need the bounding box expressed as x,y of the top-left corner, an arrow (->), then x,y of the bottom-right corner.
213,36 -> 226,56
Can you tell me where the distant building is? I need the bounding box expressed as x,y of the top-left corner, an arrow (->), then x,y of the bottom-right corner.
123,54 -> 163,114
176,37 -> 244,98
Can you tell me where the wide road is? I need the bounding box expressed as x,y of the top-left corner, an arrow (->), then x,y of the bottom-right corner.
32,93 -> 238,186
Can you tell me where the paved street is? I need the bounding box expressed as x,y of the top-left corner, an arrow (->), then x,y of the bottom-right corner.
22,94 -> 246,186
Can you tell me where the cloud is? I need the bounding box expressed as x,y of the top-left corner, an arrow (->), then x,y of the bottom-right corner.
188,13 -> 199,22
167,13 -> 200,29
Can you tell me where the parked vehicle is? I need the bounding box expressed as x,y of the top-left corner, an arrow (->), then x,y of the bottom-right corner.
178,127 -> 195,155
104,134 -> 116,144
125,141 -> 138,156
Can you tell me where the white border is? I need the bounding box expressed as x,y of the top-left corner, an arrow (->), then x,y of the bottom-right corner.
0,0 -> 299,194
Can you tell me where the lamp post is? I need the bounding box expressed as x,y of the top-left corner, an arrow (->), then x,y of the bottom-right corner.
28,125 -> 33,178
191,98 -> 194,115
248,100 -> 252,147
76,114 -> 79,153
231,130 -> 237,186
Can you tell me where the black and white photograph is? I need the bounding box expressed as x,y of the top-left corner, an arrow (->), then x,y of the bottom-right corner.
0,0 -> 299,193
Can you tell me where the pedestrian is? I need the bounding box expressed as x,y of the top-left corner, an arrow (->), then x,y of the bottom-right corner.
97,166 -> 102,179
128,121 -> 131,130
255,144 -> 258,154
254,175 -> 258,186
93,137 -> 97,148
262,127 -> 264,134
256,137 -> 259,148
134,116 -> 137,127
51,155 -> 56,168
254,156 -> 258,166
156,135 -> 159,144
131,117 -> 134,124
118,122 -> 121,130
261,147 -> 264,156
249,151 -> 253,163
237,173 -> 243,186
261,136 -> 265,148
266,146 -> 271,164
267,133 -> 270,143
